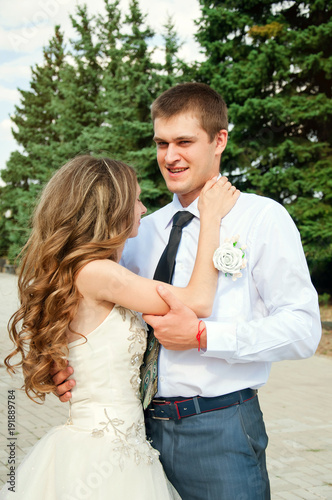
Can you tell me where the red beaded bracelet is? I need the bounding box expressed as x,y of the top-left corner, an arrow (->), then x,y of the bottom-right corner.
196,320 -> 206,352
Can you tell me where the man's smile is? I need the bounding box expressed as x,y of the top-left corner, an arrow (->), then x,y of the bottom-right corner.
166,166 -> 189,174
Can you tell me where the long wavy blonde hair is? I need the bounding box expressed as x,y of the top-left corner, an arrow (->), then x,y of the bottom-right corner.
5,155 -> 137,402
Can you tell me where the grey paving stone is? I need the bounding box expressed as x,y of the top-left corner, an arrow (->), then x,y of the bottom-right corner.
1,272 -> 332,500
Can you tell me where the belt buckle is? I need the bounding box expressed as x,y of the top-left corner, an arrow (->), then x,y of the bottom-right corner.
149,406 -> 171,421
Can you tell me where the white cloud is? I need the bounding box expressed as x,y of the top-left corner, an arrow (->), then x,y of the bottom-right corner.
0,62 -> 32,83
0,120 -> 18,173
0,23 -> 73,54
0,86 -> 20,102
0,119 -> 12,129
144,0 -> 201,39
180,41 -> 205,63
0,118 -> 17,134
1,0 -> 201,57
1,0 -> 74,29
0,0 -> 76,53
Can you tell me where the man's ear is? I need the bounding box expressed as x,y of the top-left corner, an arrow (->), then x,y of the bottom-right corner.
215,129 -> 228,154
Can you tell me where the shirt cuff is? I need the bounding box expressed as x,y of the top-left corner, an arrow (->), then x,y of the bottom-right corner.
201,320 -> 237,360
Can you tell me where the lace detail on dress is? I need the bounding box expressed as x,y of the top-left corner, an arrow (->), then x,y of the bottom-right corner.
116,306 -> 148,399
91,409 -> 159,468
116,305 -> 128,321
129,315 -> 147,398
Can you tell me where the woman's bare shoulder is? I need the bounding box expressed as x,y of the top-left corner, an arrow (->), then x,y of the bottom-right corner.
76,259 -> 119,291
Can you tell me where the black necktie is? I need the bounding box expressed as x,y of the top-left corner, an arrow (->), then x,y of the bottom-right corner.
140,211 -> 194,409
154,211 -> 195,283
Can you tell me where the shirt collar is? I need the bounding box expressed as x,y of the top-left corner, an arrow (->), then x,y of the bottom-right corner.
160,194 -> 200,230
159,173 -> 225,229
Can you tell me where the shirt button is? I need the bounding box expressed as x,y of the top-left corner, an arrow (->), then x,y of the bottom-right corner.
159,376 -> 164,382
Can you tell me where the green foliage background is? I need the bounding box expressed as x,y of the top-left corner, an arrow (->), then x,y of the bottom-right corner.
0,0 -> 331,293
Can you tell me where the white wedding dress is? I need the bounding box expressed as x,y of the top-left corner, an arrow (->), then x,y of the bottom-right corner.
0,306 -> 181,500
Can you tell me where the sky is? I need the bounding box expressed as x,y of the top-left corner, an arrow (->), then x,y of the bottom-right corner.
0,0 -> 203,176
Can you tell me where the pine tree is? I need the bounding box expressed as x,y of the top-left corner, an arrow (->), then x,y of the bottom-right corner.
90,0 -> 172,210
0,27 -> 67,261
157,15 -> 196,90
0,0 -> 193,261
196,0 -> 332,291
52,4 -> 103,160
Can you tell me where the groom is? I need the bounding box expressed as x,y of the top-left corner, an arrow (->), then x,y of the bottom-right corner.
54,83 -> 321,499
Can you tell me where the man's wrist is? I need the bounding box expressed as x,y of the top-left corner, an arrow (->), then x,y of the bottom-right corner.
196,320 -> 207,350
200,322 -> 207,349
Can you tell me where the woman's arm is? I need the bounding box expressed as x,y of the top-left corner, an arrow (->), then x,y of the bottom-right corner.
77,177 -> 240,317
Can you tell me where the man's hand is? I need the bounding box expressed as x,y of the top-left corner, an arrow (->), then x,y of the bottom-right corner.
142,286 -> 206,350
50,361 -> 76,403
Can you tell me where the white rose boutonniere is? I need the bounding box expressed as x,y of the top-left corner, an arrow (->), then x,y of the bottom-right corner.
213,235 -> 247,282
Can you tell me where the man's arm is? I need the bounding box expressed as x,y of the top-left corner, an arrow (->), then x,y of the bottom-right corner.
144,203 -> 321,362
143,286 -> 207,350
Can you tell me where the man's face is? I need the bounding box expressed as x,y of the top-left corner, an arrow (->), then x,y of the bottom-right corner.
153,112 -> 228,207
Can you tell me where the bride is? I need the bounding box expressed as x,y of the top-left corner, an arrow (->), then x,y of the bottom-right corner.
2,155 -> 239,499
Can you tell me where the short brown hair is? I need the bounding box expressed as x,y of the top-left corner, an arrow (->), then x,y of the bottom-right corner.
151,82 -> 228,141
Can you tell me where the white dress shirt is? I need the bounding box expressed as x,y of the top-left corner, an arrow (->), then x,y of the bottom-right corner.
121,192 -> 321,398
